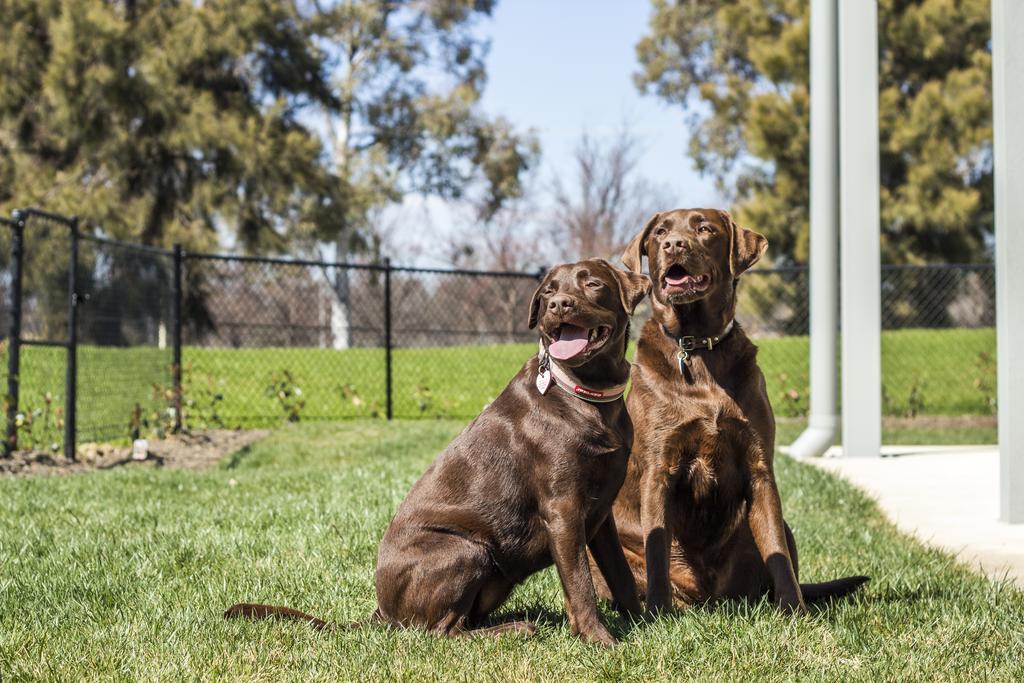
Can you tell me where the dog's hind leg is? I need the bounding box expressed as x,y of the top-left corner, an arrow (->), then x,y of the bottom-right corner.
785,521 -> 799,579
465,577 -> 537,638
428,583 -> 537,640
380,529 -> 535,638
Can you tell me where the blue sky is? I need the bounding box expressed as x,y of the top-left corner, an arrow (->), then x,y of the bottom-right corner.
390,0 -> 721,265
477,0 -> 716,199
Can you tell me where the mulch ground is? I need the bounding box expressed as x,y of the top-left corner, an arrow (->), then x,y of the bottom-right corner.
0,429 -> 270,478
881,415 -> 997,430
775,415 -> 997,430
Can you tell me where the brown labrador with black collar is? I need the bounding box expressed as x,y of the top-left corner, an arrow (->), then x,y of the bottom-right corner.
227,259 -> 647,646
601,208 -> 867,614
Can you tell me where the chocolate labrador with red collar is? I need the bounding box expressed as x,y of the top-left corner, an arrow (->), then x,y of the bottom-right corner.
600,208 -> 867,614
227,259 -> 648,646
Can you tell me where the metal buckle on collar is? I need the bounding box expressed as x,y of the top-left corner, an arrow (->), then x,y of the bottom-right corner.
676,336 -> 693,374
663,321 -> 733,377
677,335 -> 717,353
676,335 -> 717,374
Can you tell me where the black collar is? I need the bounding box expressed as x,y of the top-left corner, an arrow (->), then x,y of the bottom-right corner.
661,319 -> 735,353
661,320 -> 735,375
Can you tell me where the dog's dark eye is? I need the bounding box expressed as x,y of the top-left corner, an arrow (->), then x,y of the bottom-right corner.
698,224 -> 713,234
655,227 -> 667,237
585,280 -> 602,289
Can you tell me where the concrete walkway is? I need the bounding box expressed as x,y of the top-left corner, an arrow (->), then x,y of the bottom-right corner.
797,446 -> 1024,586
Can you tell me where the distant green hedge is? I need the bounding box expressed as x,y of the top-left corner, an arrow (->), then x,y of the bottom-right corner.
1,326 -> 996,448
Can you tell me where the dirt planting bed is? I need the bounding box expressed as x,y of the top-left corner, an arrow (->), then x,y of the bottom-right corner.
0,429 -> 270,478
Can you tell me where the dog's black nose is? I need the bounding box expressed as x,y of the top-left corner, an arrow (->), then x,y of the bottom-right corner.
547,295 -> 575,316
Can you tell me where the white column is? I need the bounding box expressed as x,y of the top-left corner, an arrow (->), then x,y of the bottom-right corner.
790,0 -> 840,459
838,0 -> 881,457
993,0 -> 1024,523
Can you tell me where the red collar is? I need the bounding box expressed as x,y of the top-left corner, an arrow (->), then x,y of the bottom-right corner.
535,344 -> 628,403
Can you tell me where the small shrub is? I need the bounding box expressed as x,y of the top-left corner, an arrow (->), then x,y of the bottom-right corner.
412,384 -> 454,418
338,383 -> 384,418
13,392 -> 64,453
129,402 -> 144,441
774,372 -> 809,418
126,393 -> 174,442
181,364 -> 226,429
131,363 -> 227,441
884,377 -> 927,418
142,385 -> 177,439
973,351 -> 997,415
412,383 -> 433,414
266,370 -> 305,422
906,379 -> 926,418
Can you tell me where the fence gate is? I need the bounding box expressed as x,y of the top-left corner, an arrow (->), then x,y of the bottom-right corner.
3,211 -> 179,459
3,209 -> 79,459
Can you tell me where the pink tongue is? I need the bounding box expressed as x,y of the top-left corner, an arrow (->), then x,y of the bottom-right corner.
549,325 -> 589,360
665,268 -> 689,286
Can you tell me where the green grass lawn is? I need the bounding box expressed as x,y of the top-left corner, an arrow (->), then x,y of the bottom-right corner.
2,326 -> 997,449
1,420 -> 1021,680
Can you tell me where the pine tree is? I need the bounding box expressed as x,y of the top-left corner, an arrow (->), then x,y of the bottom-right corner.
0,0 -> 538,254
635,0 -> 992,265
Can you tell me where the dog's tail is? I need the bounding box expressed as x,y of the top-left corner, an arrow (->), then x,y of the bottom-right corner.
799,575 -> 870,603
224,603 -> 336,631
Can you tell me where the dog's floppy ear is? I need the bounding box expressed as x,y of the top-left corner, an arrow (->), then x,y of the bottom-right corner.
527,276 -> 548,329
722,210 -> 768,276
610,264 -> 652,315
621,212 -> 661,273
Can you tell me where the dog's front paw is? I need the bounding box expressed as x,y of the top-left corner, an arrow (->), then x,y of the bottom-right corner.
777,595 -> 807,615
612,598 -> 644,622
641,596 -> 680,622
577,624 -> 618,648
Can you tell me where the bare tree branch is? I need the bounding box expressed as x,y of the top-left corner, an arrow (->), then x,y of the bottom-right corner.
549,127 -> 671,263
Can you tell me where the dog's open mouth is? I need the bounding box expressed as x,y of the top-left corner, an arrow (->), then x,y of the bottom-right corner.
548,323 -> 612,361
663,264 -> 711,294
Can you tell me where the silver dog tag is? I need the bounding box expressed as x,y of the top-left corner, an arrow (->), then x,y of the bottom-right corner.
536,367 -> 552,395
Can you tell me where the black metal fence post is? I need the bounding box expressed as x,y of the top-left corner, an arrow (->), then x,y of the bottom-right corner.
64,216 -> 79,460
5,211 -> 25,455
383,257 -> 393,420
172,244 -> 183,431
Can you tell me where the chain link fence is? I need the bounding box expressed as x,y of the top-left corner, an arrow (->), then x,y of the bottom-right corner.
735,263 -> 997,443
736,267 -> 811,430
880,264 -> 997,438
0,208 -> 999,456
181,254 -> 389,426
388,267 -> 540,418
76,235 -> 175,444
2,210 -> 75,455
